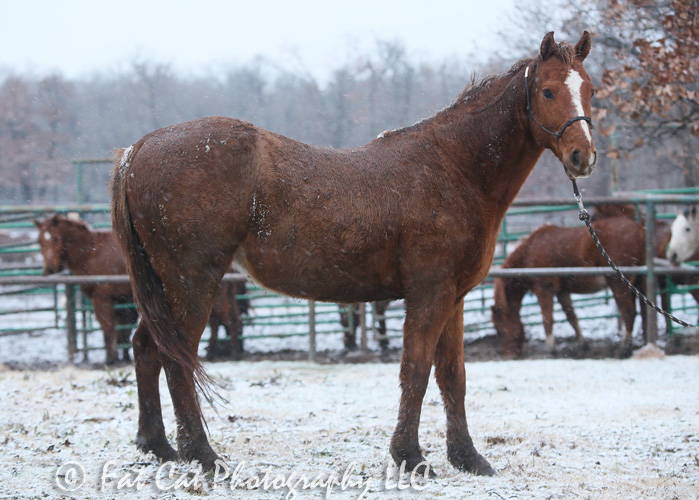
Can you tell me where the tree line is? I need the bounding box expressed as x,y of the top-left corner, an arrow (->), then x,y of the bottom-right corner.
0,0 -> 696,204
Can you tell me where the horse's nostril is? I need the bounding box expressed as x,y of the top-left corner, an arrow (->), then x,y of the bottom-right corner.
571,150 -> 580,167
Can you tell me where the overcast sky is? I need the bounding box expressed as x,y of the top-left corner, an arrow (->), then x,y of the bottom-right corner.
1,0 -> 517,81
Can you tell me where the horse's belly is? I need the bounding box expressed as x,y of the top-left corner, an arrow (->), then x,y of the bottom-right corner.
233,244 -> 402,303
567,275 -> 607,294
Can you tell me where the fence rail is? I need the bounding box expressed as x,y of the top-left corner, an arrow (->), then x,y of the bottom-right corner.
2,191 -> 698,363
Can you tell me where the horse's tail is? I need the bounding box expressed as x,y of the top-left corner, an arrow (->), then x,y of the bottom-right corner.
111,147 -> 220,408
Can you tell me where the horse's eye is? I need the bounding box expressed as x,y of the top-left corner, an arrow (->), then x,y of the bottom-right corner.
543,89 -> 553,99
687,227 -> 691,232
591,89 -> 595,98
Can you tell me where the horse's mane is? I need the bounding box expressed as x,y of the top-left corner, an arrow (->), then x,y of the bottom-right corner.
455,58 -> 530,106
50,214 -> 93,233
456,40 -> 575,107
378,41 -> 576,141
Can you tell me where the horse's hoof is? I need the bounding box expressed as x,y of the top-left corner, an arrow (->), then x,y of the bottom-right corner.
136,435 -> 179,463
178,444 -> 221,472
449,448 -> 496,476
389,444 -> 437,478
615,343 -> 633,359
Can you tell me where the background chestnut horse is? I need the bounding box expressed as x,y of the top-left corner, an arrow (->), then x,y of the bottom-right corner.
111,32 -> 596,475
34,215 -> 136,364
206,279 -> 248,360
35,215 -> 246,364
492,210 -> 645,358
340,300 -> 390,351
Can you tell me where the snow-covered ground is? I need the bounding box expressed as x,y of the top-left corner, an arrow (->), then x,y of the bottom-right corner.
1,356 -> 698,499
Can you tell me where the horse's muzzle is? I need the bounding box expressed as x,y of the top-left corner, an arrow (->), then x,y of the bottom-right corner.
42,264 -> 63,276
565,149 -> 597,179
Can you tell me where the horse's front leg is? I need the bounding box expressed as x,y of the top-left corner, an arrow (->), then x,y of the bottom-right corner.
434,299 -> 496,476
389,288 -> 455,476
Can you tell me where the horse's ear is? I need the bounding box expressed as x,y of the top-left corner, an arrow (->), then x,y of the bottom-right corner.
32,218 -> 41,229
575,31 -> 592,61
692,205 -> 697,218
540,32 -> 556,60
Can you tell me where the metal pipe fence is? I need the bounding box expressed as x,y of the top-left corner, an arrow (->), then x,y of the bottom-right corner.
1,191 -> 698,363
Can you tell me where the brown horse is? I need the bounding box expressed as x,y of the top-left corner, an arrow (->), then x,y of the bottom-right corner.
111,32 -> 596,475
205,280 -> 248,360
34,215 -> 246,364
34,215 -> 136,365
492,213 -> 646,358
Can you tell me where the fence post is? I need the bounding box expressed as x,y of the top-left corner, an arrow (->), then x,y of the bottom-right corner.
308,300 -> 316,362
65,284 -> 77,363
645,199 -> 658,345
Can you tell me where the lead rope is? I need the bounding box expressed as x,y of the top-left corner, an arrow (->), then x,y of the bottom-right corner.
572,179 -> 696,329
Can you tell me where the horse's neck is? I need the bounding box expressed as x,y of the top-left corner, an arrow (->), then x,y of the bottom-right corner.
493,276 -> 527,313
433,69 -> 543,219
62,227 -> 95,273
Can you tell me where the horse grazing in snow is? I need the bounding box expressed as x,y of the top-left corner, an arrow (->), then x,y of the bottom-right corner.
111,31 -> 596,475
492,208 -> 646,358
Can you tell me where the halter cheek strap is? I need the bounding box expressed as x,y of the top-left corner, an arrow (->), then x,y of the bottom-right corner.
524,65 -> 593,145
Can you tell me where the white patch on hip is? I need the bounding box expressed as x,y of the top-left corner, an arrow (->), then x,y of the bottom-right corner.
565,69 -> 592,144
118,145 -> 135,177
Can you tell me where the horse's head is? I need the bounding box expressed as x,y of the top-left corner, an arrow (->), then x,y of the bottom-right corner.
526,31 -> 596,179
491,281 -> 526,358
33,214 -> 74,275
668,206 -> 699,266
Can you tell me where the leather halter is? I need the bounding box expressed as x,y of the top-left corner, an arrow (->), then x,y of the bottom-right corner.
524,65 -> 593,145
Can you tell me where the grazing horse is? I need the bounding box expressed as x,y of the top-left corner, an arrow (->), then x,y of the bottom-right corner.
34,215 -> 136,365
111,32 -> 596,475
492,214 -> 646,358
668,206 -> 699,266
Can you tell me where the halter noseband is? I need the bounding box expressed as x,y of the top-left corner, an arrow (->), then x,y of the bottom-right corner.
524,65 -> 593,144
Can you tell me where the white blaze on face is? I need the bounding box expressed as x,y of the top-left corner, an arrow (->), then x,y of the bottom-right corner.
565,69 -> 592,145
43,231 -> 51,241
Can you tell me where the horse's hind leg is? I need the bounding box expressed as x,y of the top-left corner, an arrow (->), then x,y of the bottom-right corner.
533,282 -> 556,352
132,324 -> 178,462
161,276 -> 222,470
434,299 -> 495,476
116,304 -> 137,361
340,304 -> 359,350
376,301 -> 389,351
607,277 -> 636,356
556,290 -> 586,346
